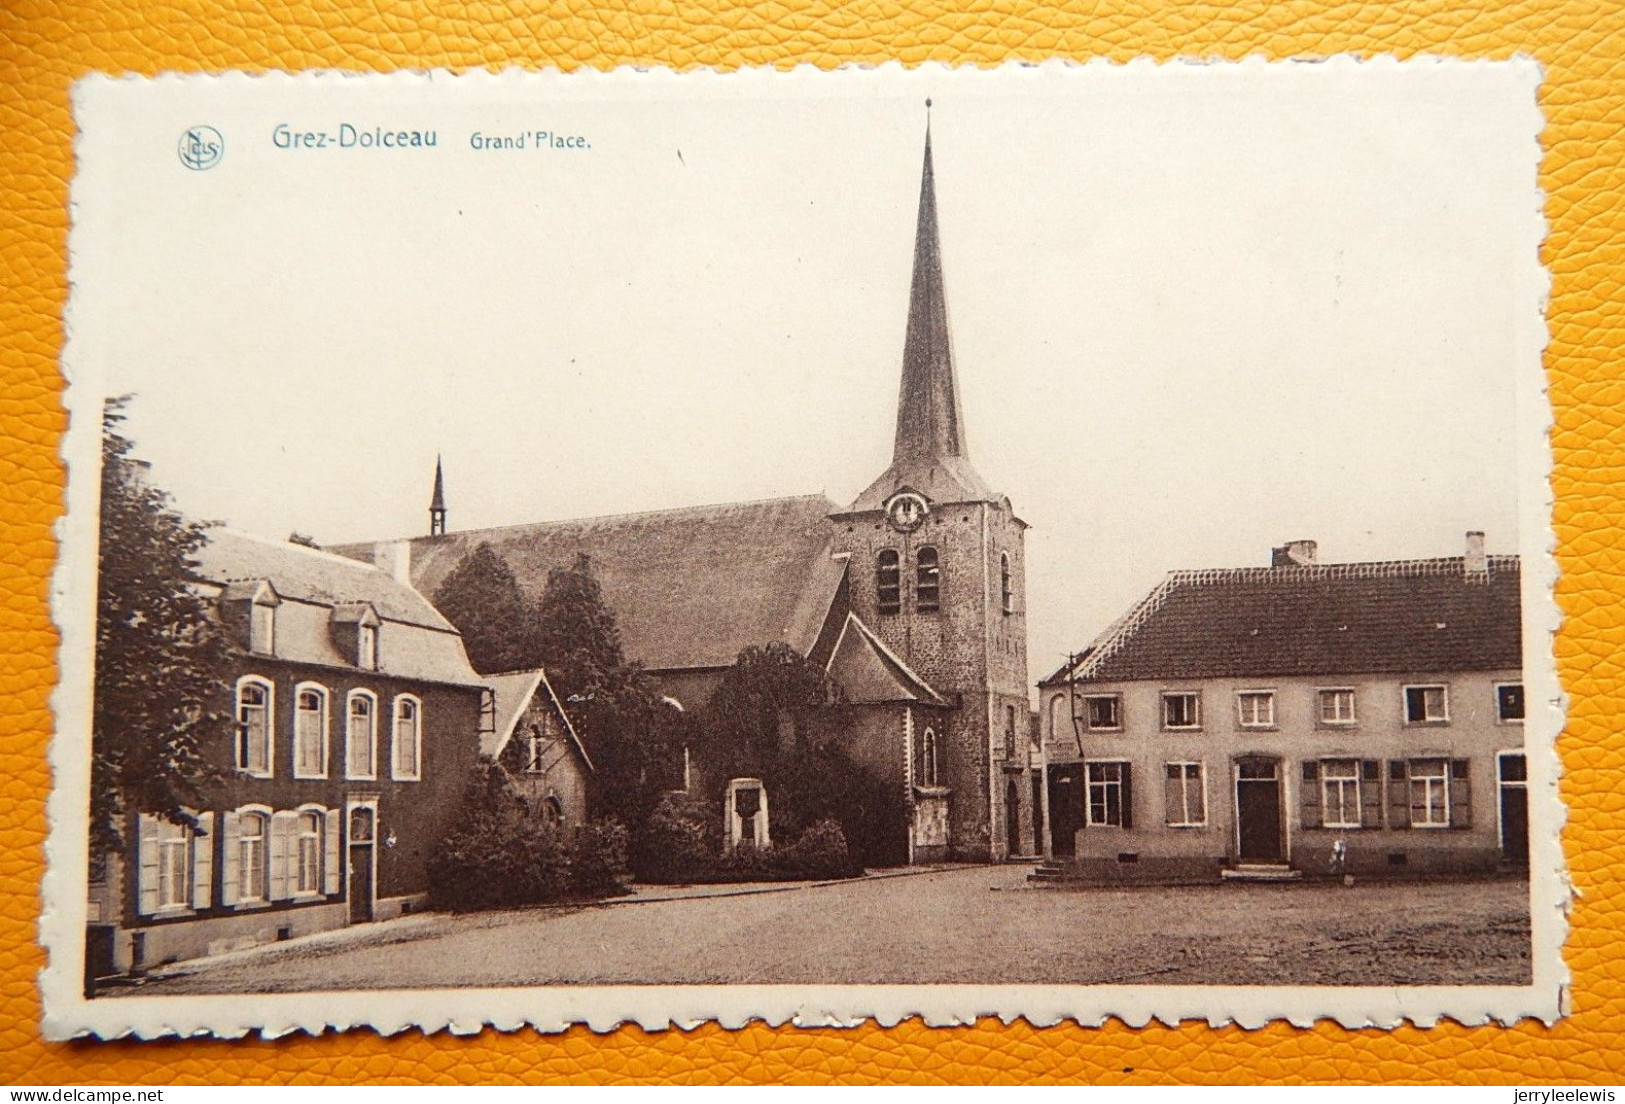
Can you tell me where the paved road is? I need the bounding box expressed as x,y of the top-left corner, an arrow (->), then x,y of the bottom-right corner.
128,866 -> 1531,993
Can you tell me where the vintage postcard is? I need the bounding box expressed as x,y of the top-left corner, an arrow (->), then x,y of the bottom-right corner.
45,60 -> 1561,1039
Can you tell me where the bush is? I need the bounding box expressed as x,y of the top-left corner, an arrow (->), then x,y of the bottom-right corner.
638,817 -> 859,885
570,819 -> 630,897
775,819 -> 861,879
429,763 -> 629,911
637,791 -> 718,883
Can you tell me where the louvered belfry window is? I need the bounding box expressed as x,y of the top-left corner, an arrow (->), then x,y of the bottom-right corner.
916,547 -> 940,612
877,550 -> 901,615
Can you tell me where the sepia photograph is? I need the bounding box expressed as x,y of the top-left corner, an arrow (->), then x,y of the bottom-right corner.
47,61 -> 1557,1037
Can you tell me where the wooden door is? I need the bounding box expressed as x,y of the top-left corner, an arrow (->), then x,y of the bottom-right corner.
1499,753 -> 1529,865
347,805 -> 376,924
1235,758 -> 1283,863
1005,778 -> 1021,856
1047,764 -> 1083,857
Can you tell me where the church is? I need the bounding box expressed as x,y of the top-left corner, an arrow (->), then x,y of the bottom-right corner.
334,121 -> 1042,864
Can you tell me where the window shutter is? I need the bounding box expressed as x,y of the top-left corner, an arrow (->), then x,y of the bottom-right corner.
1120,764 -> 1133,830
136,814 -> 160,916
1360,761 -> 1383,829
221,812 -> 240,907
1163,764 -> 1180,826
1449,758 -> 1473,829
269,811 -> 294,901
1387,760 -> 1411,830
324,808 -> 342,896
191,812 -> 214,910
1299,761 -> 1321,829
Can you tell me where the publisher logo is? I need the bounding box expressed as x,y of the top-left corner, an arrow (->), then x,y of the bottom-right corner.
178,126 -> 224,171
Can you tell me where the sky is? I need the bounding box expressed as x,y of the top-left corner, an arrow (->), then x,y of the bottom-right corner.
72,63 -> 1546,683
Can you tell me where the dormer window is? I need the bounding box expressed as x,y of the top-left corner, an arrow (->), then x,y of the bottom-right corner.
221,578 -> 280,655
250,601 -> 276,655
329,603 -> 381,670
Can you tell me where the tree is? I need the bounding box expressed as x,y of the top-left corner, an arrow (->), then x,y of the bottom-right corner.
530,554 -> 685,853
701,642 -> 839,779
532,553 -> 626,702
431,542 -> 537,674
92,397 -> 233,853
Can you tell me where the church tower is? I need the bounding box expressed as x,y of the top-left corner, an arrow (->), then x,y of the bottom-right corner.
830,113 -> 1035,862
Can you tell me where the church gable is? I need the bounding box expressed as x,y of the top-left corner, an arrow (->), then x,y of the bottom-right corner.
825,613 -> 949,706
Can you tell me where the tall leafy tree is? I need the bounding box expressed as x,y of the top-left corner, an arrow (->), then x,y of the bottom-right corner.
531,554 -> 685,842
431,542 -> 537,674
701,642 -> 839,778
92,397 -> 233,853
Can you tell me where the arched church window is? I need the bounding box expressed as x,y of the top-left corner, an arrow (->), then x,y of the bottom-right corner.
1000,552 -> 1014,614
921,727 -> 939,787
877,550 -> 901,615
541,795 -> 564,830
916,547 -> 940,612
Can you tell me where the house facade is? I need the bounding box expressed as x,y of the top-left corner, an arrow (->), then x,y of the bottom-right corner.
1039,535 -> 1527,882
87,529 -> 488,980
333,122 -> 1040,863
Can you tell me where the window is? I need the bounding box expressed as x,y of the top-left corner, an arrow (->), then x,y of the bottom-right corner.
1497,683 -> 1526,722
358,624 -> 378,670
1162,692 -> 1200,731
921,727 -> 940,787
1404,684 -> 1450,724
541,796 -> 564,829
525,718 -> 555,774
236,678 -> 272,776
155,819 -> 191,910
1049,695 -> 1069,742
915,547 -> 940,613
1409,757 -> 1450,827
1004,705 -> 1017,759
877,550 -> 901,615
293,684 -> 328,779
1318,688 -> 1357,725
1236,691 -> 1275,728
1164,762 -> 1205,827
236,811 -> 269,903
1499,752 -> 1527,784
392,695 -> 422,780
1321,759 -> 1362,828
1000,552 -> 1014,614
1085,761 -> 1131,827
1085,694 -> 1121,731
250,601 -> 276,655
295,811 -> 323,895
346,691 -> 377,779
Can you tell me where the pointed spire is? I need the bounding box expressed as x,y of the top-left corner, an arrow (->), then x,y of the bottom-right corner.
893,101 -> 969,467
841,106 -> 996,515
429,455 -> 447,536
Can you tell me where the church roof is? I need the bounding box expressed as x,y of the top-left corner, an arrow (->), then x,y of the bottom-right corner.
825,612 -> 949,706
1043,554 -> 1523,686
330,494 -> 849,673
846,121 -> 998,514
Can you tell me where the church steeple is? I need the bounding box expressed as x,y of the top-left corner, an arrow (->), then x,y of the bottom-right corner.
429,456 -> 447,536
894,108 -> 969,466
845,107 -> 995,514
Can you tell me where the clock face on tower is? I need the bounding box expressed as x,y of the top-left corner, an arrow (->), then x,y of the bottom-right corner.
884,491 -> 930,533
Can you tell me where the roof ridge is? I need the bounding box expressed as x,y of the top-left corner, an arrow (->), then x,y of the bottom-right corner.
1169,555 -> 1521,586
351,493 -> 841,547
215,525 -> 394,574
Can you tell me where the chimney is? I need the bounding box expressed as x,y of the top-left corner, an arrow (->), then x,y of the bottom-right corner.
1271,539 -> 1318,567
1464,530 -> 1488,580
374,539 -> 413,586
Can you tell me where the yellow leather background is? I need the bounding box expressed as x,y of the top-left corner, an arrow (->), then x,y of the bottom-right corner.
2,0 -> 1620,1084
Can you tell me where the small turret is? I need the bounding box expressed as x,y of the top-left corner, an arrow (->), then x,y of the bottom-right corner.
429,456 -> 447,537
